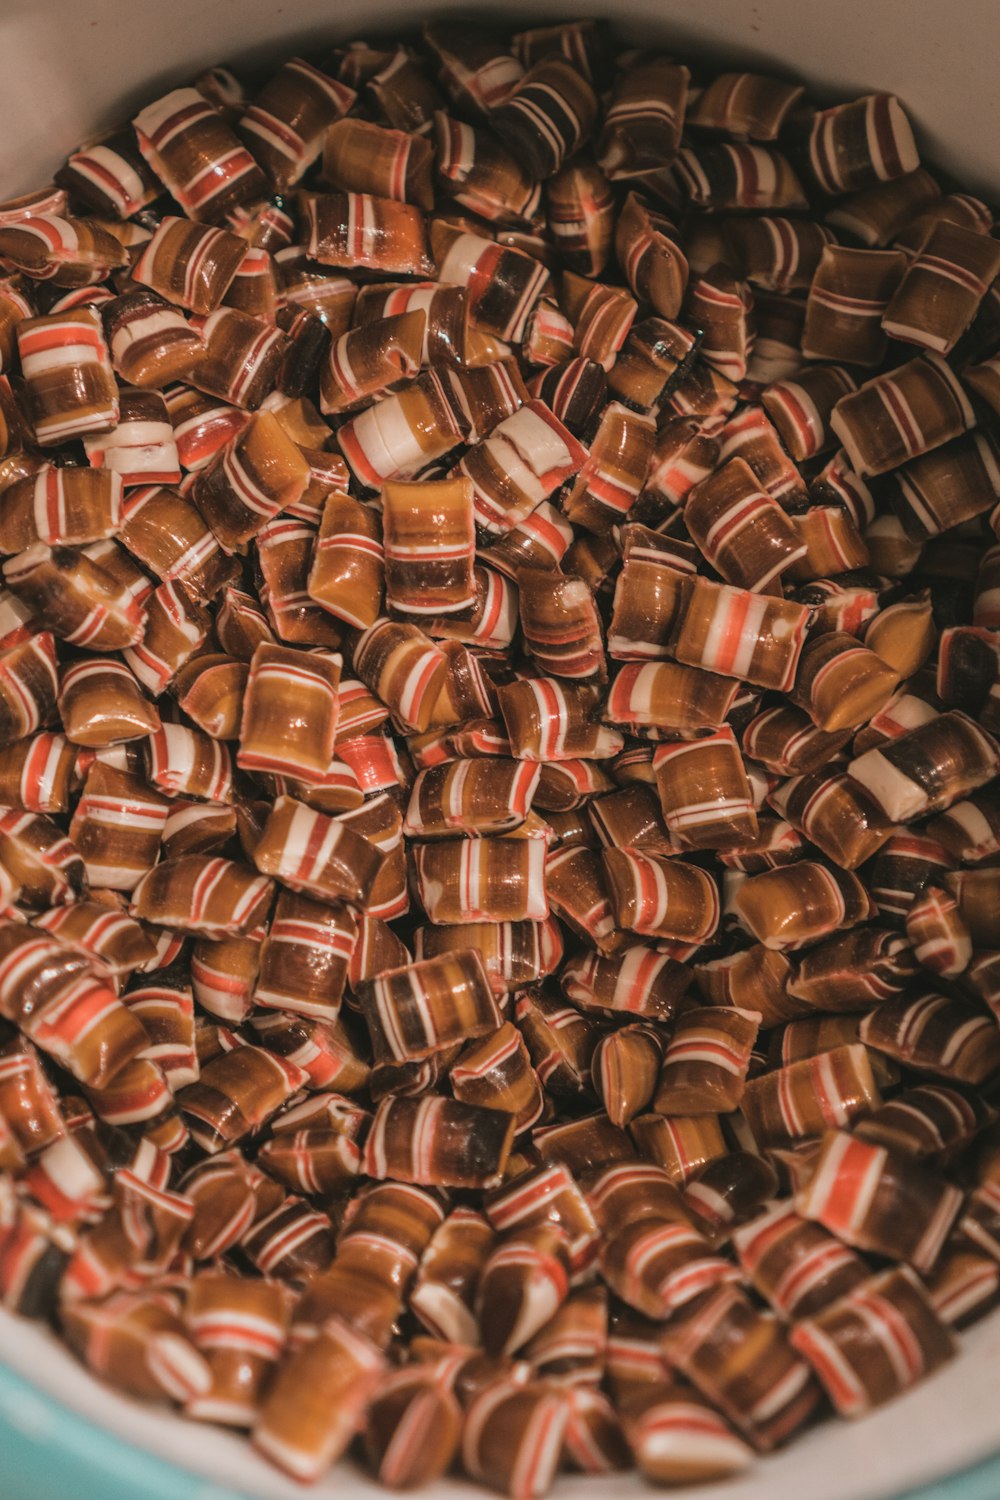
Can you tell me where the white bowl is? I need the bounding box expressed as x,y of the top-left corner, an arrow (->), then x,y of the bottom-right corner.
0,4 -> 998,1498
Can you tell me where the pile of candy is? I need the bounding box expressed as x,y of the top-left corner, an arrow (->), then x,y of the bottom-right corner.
0,16 -> 999,1495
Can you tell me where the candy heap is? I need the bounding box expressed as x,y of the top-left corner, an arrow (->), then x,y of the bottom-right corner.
0,18 -> 999,1496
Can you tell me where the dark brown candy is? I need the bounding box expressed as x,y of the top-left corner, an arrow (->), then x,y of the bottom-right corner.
883,221 -> 1000,354
859,993 -> 1000,1086
364,1095 -> 515,1190
787,927 -> 917,1010
491,57 -> 597,180
791,1266 -> 955,1417
742,1043 -> 883,1148
890,430 -> 1000,542
855,1082 -> 994,1160
597,56 -> 689,179
563,944 -> 689,1024
476,1222 -> 571,1356
689,70 -> 805,139
660,1284 -> 821,1450
803,245 -> 907,365
462,1380 -> 569,1500
605,662 -> 739,736
4,543 -> 144,653
849,710 -> 1000,822
674,144 -> 807,212
57,128 -> 160,219
796,1130 -> 963,1272
545,157 -> 614,278
653,729 -> 758,855
240,58 -> 354,190
682,1150 -> 780,1242
254,890 -> 357,1022
694,943 -> 802,1027
133,87 -> 267,224
806,93 -> 919,195
360,951 -> 499,1066
733,1200 -> 869,1318
252,795 -> 383,907
177,1044 -> 305,1154
603,849 -> 720,944
830,352 -> 975,476
654,1006 -> 759,1115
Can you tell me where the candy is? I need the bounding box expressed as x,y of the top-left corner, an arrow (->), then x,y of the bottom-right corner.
791,1266 -> 955,1417
849,710 -> 1000,821
365,1095 -> 514,1190
355,281 -> 503,369
603,850 -> 719,944
185,1271 -> 290,1426
562,402 -> 656,534
672,577 -> 810,693
253,1316 -> 384,1482
134,90 -> 267,222
240,58 -> 354,190
365,1367 -> 463,1488
460,398 -> 586,538
787,927 -> 916,1010
18,307 -> 118,445
491,57 -> 597,179
802,245 -> 909,366
675,144 -> 807,211
338,369 -> 467,489
735,861 -> 873,949
859,993 -> 1000,1085
796,1130 -> 962,1272
57,129 -> 159,219
883,221 -> 1000,353
381,475 -> 475,616
462,1381 -> 568,1500
131,217 -> 245,318
660,1284 -> 820,1450
622,1382 -> 753,1484
594,60 -> 687,181
189,307 -> 288,409
606,661 -> 739,734
831,352 -> 975,476
545,157 -> 614,277
432,223 -> 550,344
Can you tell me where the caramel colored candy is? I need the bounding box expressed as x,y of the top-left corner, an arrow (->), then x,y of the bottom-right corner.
735,861 -> 873,949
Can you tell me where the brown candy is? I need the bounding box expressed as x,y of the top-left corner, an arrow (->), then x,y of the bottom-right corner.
253,1316 -> 384,1482
735,861 -> 873,949
685,458 -> 804,592
252,796 -> 383,907
796,1130 -> 963,1273
364,1095 -> 515,1190
792,1266 -> 955,1416
660,1284 -> 820,1450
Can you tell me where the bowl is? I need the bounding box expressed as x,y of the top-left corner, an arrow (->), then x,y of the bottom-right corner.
0,3 -> 998,1498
